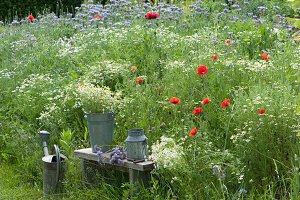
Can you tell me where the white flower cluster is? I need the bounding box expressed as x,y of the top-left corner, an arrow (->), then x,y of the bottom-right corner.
83,60 -> 129,84
150,136 -> 185,169
37,102 -> 61,121
12,73 -> 55,97
77,82 -> 124,113
164,60 -> 187,72
0,69 -> 16,79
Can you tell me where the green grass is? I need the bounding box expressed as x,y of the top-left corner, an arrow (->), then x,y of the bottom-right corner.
0,163 -> 43,199
0,0 -> 299,199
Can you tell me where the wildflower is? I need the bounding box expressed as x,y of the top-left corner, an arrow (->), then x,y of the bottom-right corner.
28,15 -> 34,22
211,55 -> 218,60
213,165 -> 221,175
95,15 -> 102,19
135,77 -> 142,84
148,129 -> 152,133
238,188 -> 247,197
84,139 -> 87,143
132,120 -> 136,124
193,107 -> 203,115
159,122 -> 166,128
155,86 -> 162,95
131,66 -> 137,70
258,109 -> 265,114
225,39 -> 230,46
273,6 -> 280,10
262,52 -> 271,61
197,65 -> 208,75
146,13 -> 159,19
201,98 -> 211,104
221,99 -> 230,107
189,127 -> 197,136
170,97 -> 180,104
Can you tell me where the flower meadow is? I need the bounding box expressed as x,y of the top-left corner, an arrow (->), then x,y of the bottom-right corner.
0,0 -> 299,199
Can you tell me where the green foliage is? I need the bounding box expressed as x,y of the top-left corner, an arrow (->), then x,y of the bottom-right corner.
60,128 -> 75,158
0,0 -> 84,22
0,0 -> 299,199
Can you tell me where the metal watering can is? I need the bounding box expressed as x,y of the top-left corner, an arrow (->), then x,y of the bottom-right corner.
39,131 -> 67,195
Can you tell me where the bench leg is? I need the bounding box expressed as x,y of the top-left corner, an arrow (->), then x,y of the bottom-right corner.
81,159 -> 103,187
129,168 -> 151,193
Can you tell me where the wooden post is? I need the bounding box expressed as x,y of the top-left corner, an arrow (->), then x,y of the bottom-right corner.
129,168 -> 151,188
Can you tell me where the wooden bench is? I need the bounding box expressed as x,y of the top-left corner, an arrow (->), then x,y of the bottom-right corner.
74,148 -> 154,190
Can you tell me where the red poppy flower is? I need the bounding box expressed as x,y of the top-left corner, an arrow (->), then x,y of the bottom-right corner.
131,66 -> 137,71
28,15 -> 34,22
201,98 -> 211,104
197,65 -> 208,75
135,77 -> 142,84
193,107 -> 203,115
221,99 -> 230,107
225,39 -> 230,46
189,128 -> 197,136
155,86 -> 162,95
261,53 -> 271,61
170,97 -> 180,104
258,109 -> 265,114
211,55 -> 218,60
95,15 -> 102,19
146,13 -> 159,19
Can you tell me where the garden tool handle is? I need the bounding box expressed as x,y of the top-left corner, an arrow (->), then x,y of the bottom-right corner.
54,145 -> 60,190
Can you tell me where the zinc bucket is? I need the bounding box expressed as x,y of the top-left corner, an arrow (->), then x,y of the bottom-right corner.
85,113 -> 114,153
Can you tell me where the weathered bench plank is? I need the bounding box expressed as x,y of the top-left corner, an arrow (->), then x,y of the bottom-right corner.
74,148 -> 154,171
74,148 -> 154,193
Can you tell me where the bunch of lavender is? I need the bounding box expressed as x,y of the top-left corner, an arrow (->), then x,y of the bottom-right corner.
109,146 -> 126,165
94,145 -> 104,166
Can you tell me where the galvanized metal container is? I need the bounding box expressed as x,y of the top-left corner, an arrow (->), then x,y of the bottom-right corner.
125,129 -> 149,160
42,153 -> 67,195
85,113 -> 114,153
40,131 -> 67,195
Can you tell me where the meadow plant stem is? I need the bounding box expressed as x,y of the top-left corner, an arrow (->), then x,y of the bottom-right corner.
224,104 -> 235,151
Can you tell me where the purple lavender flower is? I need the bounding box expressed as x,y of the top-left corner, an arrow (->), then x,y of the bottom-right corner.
95,145 -> 104,166
109,146 -> 126,165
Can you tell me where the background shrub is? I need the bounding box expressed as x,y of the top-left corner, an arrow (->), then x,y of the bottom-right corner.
0,0 -> 83,22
